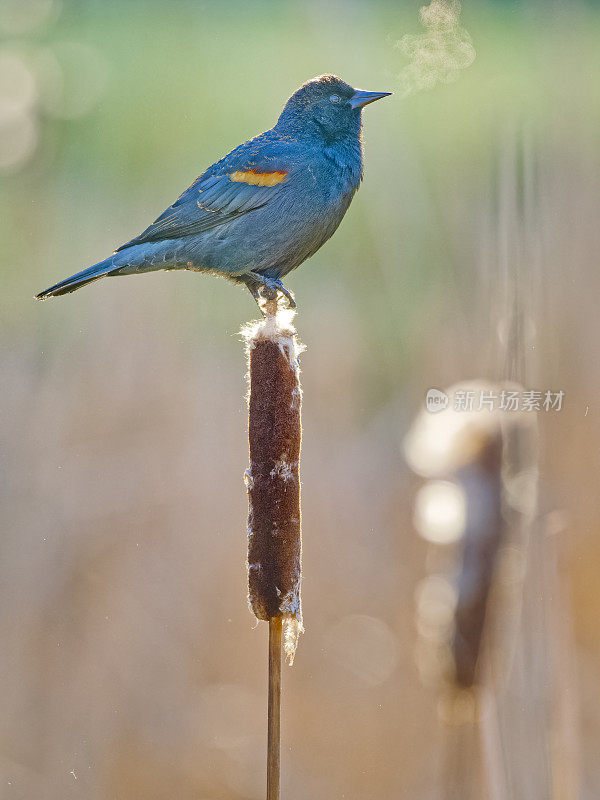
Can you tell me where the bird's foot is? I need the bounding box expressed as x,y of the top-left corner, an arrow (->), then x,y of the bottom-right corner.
266,279 -> 296,310
246,274 -> 296,314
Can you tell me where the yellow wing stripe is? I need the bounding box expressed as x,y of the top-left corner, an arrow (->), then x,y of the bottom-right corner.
229,170 -> 288,187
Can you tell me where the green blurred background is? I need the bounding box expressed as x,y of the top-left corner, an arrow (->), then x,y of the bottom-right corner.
2,1 -> 600,797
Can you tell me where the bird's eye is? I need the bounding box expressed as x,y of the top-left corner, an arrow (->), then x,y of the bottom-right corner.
330,94 -> 341,103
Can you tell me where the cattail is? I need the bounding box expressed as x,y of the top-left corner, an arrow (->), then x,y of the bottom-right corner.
405,381 -> 522,689
242,305 -> 304,800
451,430 -> 503,688
406,381 -> 538,798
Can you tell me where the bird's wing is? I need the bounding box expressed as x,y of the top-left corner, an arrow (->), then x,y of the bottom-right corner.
116,140 -> 295,251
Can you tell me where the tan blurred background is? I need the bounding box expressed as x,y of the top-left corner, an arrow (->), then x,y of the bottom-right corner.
1,0 -> 600,797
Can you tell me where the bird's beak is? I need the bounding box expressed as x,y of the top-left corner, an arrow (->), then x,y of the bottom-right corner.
349,89 -> 392,110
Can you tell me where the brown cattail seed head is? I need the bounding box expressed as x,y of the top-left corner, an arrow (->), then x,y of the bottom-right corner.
405,381 -> 537,689
452,432 -> 503,687
243,309 -> 303,663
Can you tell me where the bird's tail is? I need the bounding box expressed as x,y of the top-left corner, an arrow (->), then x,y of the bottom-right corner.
36,255 -> 119,299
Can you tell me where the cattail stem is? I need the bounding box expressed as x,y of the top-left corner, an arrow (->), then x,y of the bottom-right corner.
267,617 -> 282,800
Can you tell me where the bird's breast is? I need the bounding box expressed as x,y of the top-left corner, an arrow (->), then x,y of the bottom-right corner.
257,153 -> 359,271
295,147 -> 361,213
322,141 -> 363,188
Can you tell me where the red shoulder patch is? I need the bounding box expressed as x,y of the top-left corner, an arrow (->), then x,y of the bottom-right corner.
229,170 -> 288,187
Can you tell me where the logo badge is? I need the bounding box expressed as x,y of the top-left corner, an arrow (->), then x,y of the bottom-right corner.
426,388 -> 449,414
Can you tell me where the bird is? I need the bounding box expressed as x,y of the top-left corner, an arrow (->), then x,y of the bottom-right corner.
36,74 -> 391,310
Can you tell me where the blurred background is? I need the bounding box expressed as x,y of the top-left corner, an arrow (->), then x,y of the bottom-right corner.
2,0 -> 600,797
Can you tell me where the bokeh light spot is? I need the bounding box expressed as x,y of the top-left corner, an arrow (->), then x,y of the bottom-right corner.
0,108 -> 38,172
34,41 -> 109,119
413,480 -> 466,544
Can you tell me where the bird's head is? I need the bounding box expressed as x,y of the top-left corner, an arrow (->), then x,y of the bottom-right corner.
276,74 -> 391,142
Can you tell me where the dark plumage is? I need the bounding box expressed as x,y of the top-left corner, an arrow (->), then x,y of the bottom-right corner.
36,74 -> 391,309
